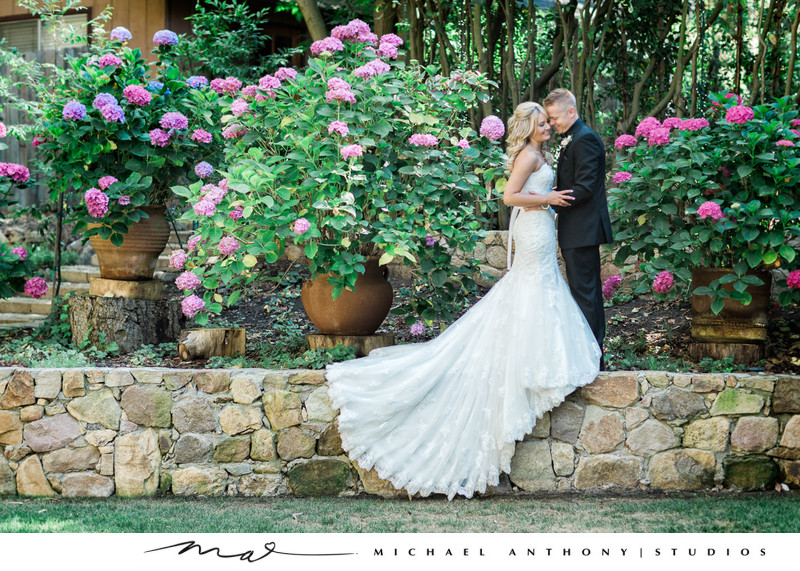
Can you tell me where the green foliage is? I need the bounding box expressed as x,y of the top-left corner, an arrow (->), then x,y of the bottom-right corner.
33,292 -> 75,346
609,92 -> 800,312
698,355 -> 746,373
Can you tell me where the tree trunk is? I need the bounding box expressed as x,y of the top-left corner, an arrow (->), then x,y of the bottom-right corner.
296,0 -> 328,42
179,328 -> 246,361
374,0 -> 398,37
786,6 -> 800,96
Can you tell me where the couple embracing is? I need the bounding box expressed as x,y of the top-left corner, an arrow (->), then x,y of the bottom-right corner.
327,88 -> 614,500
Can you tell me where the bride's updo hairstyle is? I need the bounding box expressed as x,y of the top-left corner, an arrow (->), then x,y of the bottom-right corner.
505,101 -> 547,173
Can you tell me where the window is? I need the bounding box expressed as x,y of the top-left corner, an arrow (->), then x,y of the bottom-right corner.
0,14 -> 88,53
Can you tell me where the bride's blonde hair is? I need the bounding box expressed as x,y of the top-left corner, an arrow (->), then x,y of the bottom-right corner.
505,101 -> 548,172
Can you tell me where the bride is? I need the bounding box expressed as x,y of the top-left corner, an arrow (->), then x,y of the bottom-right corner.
326,102 -> 602,500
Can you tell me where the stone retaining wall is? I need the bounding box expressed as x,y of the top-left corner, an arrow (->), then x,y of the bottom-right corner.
1,367 -> 799,498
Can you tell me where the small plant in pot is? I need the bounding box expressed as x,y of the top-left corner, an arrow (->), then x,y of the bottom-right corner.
173,19 -> 506,334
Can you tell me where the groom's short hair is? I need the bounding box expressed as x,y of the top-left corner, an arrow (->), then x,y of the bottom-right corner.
543,89 -> 576,111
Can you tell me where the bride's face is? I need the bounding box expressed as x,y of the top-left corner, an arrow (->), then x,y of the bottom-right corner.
529,113 -> 551,144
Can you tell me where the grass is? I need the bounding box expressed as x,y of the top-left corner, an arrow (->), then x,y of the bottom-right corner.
1,493 -> 799,533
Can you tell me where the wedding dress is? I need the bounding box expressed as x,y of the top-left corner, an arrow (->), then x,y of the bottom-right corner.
326,163 -> 601,500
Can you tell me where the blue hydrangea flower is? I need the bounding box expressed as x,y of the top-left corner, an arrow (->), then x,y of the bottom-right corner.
186,75 -> 209,89
147,81 -> 171,95
153,30 -> 179,46
110,26 -> 132,42
194,161 -> 213,179
62,100 -> 87,121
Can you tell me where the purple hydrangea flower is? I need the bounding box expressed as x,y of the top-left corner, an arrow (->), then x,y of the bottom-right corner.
92,93 -> 118,110
110,27 -> 132,42
186,75 -> 208,89
191,129 -> 213,143
97,53 -> 123,68
228,206 -> 243,220
193,200 -> 216,217
153,29 -> 179,46
409,133 -> 438,147
310,37 -> 344,56
653,271 -> 675,294
98,175 -> 118,190
602,275 -> 622,301
149,128 -> 170,147
230,98 -> 249,116
24,277 -> 48,299
62,100 -> 87,121
160,112 -> 188,131
118,195 -> 131,205
0,121 -> 6,138
425,233 -> 436,246
410,321 -> 425,336
195,161 -> 213,179
101,103 -> 126,123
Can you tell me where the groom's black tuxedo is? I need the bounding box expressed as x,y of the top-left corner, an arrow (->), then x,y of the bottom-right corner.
553,118 -> 613,354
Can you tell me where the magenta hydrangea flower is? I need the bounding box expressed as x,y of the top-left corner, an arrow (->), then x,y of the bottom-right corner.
379,33 -> 404,48
0,162 -> 31,182
376,44 -> 398,59
160,112 -> 188,130
653,271 -> 675,294
682,118 -> 710,131
634,117 -> 661,138
697,201 -> 724,221
187,235 -> 203,251
11,246 -> 27,260
341,144 -> 364,159
310,37 -> 344,56
480,115 -> 505,141
149,128 -> 170,147
122,84 -> 152,106
175,271 -> 201,291
217,236 -> 240,256
62,100 -> 86,120
193,200 -> 216,217
274,67 -> 297,81
602,275 -> 622,301
101,103 -> 125,123
328,121 -> 349,136
92,93 -> 118,110
0,121 -> 6,138
186,75 -> 208,89
153,29 -> 179,46
456,138 -> 470,149
181,294 -> 205,318
614,134 -> 637,149
118,195 -> 131,205
410,321 -> 425,336
662,117 -> 683,130
613,171 -> 632,184
718,166 -> 731,178
648,127 -> 671,146
331,24 -> 357,41
97,53 -> 123,67
230,98 -> 249,116
191,129 -> 212,143
195,161 -> 213,179
726,105 -> 755,125
98,175 -> 118,190
170,249 -> 187,270
787,270 -> 800,289
425,233 -> 436,246
228,206 -> 243,220
776,139 -> 795,147
24,277 -> 48,299
222,124 -> 246,139
84,188 -> 109,218
110,26 -> 132,42
409,133 -> 438,147
31,135 -> 45,147
293,218 -> 311,235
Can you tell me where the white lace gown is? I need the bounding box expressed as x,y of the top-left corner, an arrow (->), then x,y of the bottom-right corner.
326,164 -> 601,500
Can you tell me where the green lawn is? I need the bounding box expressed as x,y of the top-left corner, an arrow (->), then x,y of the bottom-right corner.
1,493 -> 799,533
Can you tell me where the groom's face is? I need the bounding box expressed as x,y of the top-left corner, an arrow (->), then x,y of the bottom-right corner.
545,103 -> 577,135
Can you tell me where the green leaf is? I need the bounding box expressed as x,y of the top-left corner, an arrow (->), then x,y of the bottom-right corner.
196,313 -> 209,326
431,269 -> 447,287
710,296 -> 725,315
762,251 -> 778,265
779,244 -> 796,263
737,165 -> 753,179
305,242 -> 319,259
227,290 -> 241,307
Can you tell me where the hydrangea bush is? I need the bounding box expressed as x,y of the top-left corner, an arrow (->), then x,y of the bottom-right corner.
609,92 -> 800,312
33,28 -> 222,246
172,20 -> 506,325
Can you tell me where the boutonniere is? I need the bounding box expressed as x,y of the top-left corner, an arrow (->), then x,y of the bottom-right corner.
560,135 -> 573,147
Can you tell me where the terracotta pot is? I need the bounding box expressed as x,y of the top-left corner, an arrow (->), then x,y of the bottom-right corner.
88,205 -> 171,280
690,267 -> 771,343
301,256 -> 393,335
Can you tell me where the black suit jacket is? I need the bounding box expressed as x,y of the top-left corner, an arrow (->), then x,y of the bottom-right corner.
553,118 -> 614,249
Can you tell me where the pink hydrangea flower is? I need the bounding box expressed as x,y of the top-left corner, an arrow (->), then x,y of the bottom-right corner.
0,162 -> 31,182
327,78 -> 350,91
602,275 -> 622,301
613,171 -> 632,184
376,44 -> 398,59
662,117 -> 684,130
101,104 -> 126,123
648,127 -> 671,146
210,77 -> 242,95
379,33 -> 404,48
239,85 -> 257,98
191,129 -> 213,143
353,59 -> 391,78
791,119 -> 800,127
341,144 -> 364,159
217,236 -> 240,256
787,270 -> 800,289
203,187 -> 226,205
776,139 -> 795,147
187,235 -> 203,251
634,117 -> 661,138
24,277 -> 48,299
479,115 -> 505,141
122,84 -> 152,106
98,175 -> 118,190
97,53 -> 123,67
328,121 -> 349,136
331,25 -> 357,41
170,249 -> 187,270
11,246 -> 27,260
697,201 -> 724,221
274,67 -> 297,81
181,294 -> 205,318
258,74 -> 281,91
456,138 -> 470,149
409,133 -> 438,147
326,89 -> 356,104
118,195 -> 131,205
160,112 -> 188,130
149,128 -> 170,147
682,118 -> 710,131
653,271 -> 675,294
230,98 -> 249,116
614,134 -> 637,149
175,271 -> 201,291
293,218 -> 311,235
193,199 -> 216,217
228,206 -> 243,220
222,124 -> 246,139
32,135 -> 45,147
0,121 -> 5,138
84,188 -> 109,218
726,105 -> 755,125
718,166 -> 731,178
791,129 -> 800,137
410,321 -> 425,336
92,93 -> 117,110
310,37 -> 344,56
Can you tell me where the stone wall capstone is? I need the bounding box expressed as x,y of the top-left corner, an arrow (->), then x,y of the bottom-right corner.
0,366 -> 798,497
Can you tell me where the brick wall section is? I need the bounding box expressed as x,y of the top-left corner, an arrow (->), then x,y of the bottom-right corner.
0,367 -> 798,497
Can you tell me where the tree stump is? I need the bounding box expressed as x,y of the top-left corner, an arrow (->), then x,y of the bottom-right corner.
68,293 -> 184,354
689,342 -> 766,365
306,334 -> 395,357
178,328 -> 246,361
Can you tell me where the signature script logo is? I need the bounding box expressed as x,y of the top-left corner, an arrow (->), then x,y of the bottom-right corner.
145,539 -> 355,563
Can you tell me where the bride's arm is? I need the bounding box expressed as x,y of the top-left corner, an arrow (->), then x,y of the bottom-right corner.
503,149 -> 574,208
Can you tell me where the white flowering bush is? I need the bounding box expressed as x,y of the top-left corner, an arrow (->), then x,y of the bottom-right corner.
172,20 -> 506,325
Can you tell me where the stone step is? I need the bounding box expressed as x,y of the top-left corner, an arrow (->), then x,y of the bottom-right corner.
0,312 -> 46,328
37,281 -> 90,299
0,296 -> 53,315
60,265 -> 101,283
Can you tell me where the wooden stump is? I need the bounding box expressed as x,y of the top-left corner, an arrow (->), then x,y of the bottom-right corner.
306,333 -> 395,357
689,342 -> 766,365
68,293 -> 184,354
179,328 -> 246,361
89,277 -> 163,300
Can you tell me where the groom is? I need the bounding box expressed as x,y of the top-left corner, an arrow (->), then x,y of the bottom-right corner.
543,88 -> 613,365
